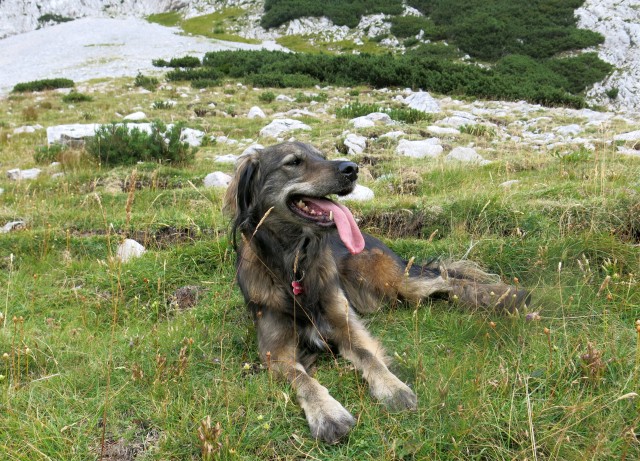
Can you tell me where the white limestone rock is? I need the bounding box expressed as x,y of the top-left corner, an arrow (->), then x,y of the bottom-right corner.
446,147 -> 491,165
403,91 -> 440,113
123,111 -> 147,121
275,94 -> 295,102
337,184 -> 374,202
214,154 -> 239,164
13,124 -> 42,134
396,139 -> 443,159
241,144 -> 264,156
614,130 -> 640,142
556,124 -> 582,136
343,133 -> 367,155
259,119 -> 311,138
0,220 -> 25,233
204,171 -> 232,188
500,180 -> 521,188
7,168 -> 41,180
427,126 -> 460,136
47,124 -> 101,146
180,128 -> 205,147
116,239 -> 146,263
380,130 -> 405,139
247,106 -> 266,119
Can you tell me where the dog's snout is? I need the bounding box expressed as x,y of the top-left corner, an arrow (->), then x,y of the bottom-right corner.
338,161 -> 359,181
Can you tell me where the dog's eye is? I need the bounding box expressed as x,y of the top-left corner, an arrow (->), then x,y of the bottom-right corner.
285,157 -> 302,166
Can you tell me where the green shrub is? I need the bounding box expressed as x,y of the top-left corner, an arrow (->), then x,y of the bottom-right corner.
37,14 -> 73,24
86,121 -> 196,166
134,73 -> 159,91
249,72 -> 320,88
459,124 -> 496,138
403,37 -> 420,48
34,145 -> 64,164
62,91 -> 93,103
258,91 -> 276,103
152,56 -> 202,68
606,87 -> 619,99
390,15 -> 440,39
261,0 -> 403,29
191,79 -> 219,89
13,78 -> 74,93
152,100 -> 174,110
337,102 -> 429,123
295,91 -> 328,103
165,67 -> 221,82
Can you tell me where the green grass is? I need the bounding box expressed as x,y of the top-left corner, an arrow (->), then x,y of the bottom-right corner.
0,76 -> 639,460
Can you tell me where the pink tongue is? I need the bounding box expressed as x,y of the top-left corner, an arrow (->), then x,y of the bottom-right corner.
306,198 -> 365,254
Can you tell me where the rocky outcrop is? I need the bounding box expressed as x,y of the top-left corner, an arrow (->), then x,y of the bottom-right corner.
576,0 -> 640,112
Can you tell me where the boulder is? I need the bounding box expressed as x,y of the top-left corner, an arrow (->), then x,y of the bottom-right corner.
241,144 -> 264,156
614,130 -> 640,142
337,184 -> 374,202
556,124 -> 582,136
275,94 -> 295,102
403,91 -> 440,113
396,139 -> 443,158
123,111 -> 147,121
350,112 -> 394,128
445,147 -> 491,165
13,124 -> 42,134
116,239 -> 146,263
47,124 -> 101,146
247,106 -> 266,119
204,172 -> 232,188
343,133 -> 367,155
259,119 -> 311,138
427,126 -> 460,136
180,128 -> 205,147
380,130 -> 405,139
7,168 -> 41,180
214,154 -> 239,164
0,221 -> 25,233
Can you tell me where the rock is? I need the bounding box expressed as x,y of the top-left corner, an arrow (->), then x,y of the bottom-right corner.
445,147 -> 491,165
0,221 -> 25,233
247,106 -> 266,119
396,139 -> 443,158
275,94 -> 295,102
214,154 -> 239,164
343,133 -> 367,155
350,112 -> 394,128
241,144 -> 264,156
259,119 -> 311,138
427,126 -> 460,136
0,188 -> 4,195
47,124 -> 101,146
204,171 -> 232,188
123,111 -> 147,121
116,239 -> 146,263
499,179 -> 520,188
6,168 -> 41,180
556,124 -> 582,136
403,91 -> 440,113
180,128 -> 205,147
437,113 -> 477,128
617,146 -> 640,157
380,130 -> 405,139
337,184 -> 374,202
13,124 -> 42,134
614,130 -> 640,142
350,117 -> 375,129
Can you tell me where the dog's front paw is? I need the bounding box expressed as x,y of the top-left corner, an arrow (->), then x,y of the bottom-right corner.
306,396 -> 356,444
382,383 -> 418,412
371,375 -> 418,412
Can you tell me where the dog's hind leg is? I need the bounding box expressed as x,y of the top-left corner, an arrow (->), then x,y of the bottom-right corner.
325,291 -> 418,412
254,308 -> 355,444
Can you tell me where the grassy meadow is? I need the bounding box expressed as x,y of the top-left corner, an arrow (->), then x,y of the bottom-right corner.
0,77 -> 639,460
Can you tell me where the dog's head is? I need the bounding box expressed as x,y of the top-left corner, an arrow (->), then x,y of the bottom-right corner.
224,142 -> 364,254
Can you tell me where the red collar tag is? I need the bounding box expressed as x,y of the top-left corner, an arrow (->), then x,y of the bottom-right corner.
292,281 -> 304,296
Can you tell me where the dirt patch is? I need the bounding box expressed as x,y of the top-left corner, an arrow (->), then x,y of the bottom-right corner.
168,285 -> 205,310
100,428 -> 159,461
359,209 -> 427,239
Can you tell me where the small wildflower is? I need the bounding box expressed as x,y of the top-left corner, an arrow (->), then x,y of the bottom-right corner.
544,327 -> 550,335
2,353 -> 9,360
0,374 -> 5,382
262,423 -> 270,430
24,347 -> 31,354
525,312 -> 541,322
489,321 -> 496,329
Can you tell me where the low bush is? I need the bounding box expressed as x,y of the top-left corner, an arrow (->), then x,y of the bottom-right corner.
134,73 -> 159,91
261,0 -> 403,29
258,91 -> 276,103
13,78 -> 74,93
33,145 -> 65,164
85,121 -> 196,166
336,102 -> 430,123
152,56 -> 202,68
62,91 -> 93,103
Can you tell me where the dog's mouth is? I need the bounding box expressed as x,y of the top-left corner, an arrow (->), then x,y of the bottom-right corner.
288,196 -> 365,254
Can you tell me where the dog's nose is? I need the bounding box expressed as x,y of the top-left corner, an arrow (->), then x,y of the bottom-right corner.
338,161 -> 359,181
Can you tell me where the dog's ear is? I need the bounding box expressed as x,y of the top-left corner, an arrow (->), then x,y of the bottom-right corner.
223,153 -> 260,221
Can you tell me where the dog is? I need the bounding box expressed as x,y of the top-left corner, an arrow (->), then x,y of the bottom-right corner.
224,141 -> 529,443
